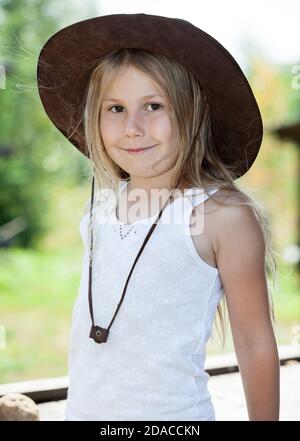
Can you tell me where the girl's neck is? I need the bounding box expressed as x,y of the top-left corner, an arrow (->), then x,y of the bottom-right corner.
126,176 -> 189,198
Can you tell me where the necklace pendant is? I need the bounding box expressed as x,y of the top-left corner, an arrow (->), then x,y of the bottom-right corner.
89,325 -> 109,343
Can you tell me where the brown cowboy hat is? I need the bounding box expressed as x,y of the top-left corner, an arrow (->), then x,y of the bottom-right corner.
36,12 -> 263,179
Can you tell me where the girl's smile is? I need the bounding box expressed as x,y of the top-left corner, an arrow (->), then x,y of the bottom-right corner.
122,144 -> 157,154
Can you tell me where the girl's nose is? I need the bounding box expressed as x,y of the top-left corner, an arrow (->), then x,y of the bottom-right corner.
123,112 -> 145,137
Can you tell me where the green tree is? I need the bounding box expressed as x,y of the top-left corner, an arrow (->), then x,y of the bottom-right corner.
0,0 -> 89,248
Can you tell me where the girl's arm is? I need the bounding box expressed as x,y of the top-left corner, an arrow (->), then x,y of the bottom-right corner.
212,194 -> 280,421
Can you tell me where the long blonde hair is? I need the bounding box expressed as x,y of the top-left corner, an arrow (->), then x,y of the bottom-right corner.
83,48 -> 278,347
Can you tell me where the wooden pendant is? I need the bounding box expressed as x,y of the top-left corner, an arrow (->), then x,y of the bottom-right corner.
89,325 -> 109,343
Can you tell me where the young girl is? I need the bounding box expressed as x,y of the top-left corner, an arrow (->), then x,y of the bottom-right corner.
37,13 -> 280,421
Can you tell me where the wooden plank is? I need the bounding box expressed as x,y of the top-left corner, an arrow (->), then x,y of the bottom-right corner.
0,377 -> 69,404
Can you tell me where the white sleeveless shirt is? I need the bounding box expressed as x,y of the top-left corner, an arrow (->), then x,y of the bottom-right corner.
65,181 -> 224,421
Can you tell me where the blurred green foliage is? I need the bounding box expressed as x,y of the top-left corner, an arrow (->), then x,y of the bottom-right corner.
0,0 -> 90,247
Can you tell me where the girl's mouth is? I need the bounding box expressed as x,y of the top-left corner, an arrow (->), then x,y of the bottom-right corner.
124,145 -> 157,154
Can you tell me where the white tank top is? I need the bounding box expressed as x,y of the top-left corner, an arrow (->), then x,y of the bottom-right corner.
65,180 -> 224,421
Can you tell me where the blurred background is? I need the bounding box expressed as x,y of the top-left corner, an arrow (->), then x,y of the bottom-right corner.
0,0 -> 299,383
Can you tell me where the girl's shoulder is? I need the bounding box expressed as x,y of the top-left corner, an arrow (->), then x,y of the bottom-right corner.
206,188 -> 255,221
203,188 -> 257,229
194,188 -> 259,257
193,186 -> 249,213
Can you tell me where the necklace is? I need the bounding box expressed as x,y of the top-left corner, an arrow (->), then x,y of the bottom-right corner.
88,176 -> 176,344
116,223 -> 137,239
114,199 -> 138,239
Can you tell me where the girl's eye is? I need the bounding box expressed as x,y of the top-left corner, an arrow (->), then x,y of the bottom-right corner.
108,103 -> 163,113
146,103 -> 163,112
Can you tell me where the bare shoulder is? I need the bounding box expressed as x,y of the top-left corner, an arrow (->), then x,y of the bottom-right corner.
196,188 -> 264,257
209,189 -> 264,256
207,188 -> 260,225
204,188 -> 250,212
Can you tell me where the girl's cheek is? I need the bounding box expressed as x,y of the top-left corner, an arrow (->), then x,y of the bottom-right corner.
100,113 -> 116,124
100,118 -> 117,137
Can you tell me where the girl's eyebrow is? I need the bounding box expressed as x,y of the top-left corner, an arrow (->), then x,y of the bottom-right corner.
102,94 -> 164,102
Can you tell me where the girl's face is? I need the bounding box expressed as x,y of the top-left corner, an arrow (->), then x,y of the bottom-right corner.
100,64 -> 179,188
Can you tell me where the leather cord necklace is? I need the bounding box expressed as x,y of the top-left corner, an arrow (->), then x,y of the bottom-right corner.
88,176 -> 176,344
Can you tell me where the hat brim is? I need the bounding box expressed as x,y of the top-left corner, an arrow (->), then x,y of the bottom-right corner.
37,13 -> 263,179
